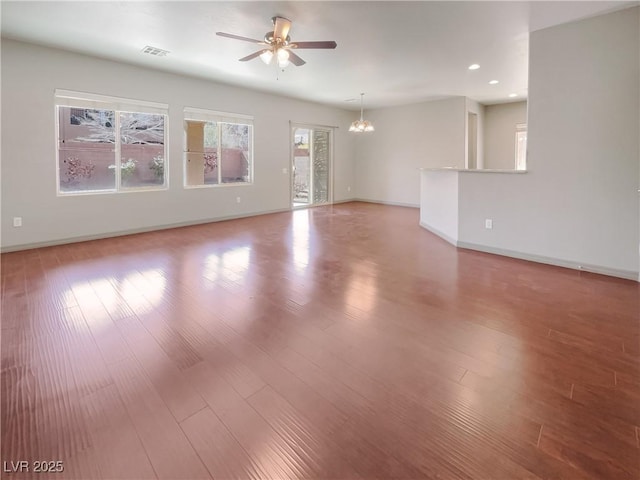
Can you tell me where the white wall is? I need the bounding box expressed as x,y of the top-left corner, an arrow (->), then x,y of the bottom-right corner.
419,170 -> 459,244
457,7 -> 639,279
1,40 -> 356,250
355,97 -> 465,207
483,101 -> 527,170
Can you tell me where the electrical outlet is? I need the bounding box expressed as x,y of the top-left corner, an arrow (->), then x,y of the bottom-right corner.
236,197 -> 241,204
13,217 -> 22,227
347,186 -> 351,192
485,219 -> 493,229
282,167 -> 288,174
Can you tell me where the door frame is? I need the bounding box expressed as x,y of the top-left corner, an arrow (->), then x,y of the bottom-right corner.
289,123 -> 334,210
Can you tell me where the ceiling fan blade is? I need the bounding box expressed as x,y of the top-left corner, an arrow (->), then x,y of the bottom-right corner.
216,32 -> 265,44
290,41 -> 337,49
273,16 -> 291,40
239,49 -> 269,62
287,50 -> 306,66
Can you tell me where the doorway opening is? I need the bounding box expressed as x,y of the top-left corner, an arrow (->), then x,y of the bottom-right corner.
291,125 -> 333,208
467,112 -> 478,169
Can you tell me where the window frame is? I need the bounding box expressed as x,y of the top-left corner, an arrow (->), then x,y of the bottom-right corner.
55,90 -> 169,196
183,107 -> 254,189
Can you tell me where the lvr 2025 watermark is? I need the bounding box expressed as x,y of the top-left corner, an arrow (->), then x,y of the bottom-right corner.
3,461 -> 64,473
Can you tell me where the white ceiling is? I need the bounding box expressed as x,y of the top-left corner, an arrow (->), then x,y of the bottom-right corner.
1,1 -> 635,110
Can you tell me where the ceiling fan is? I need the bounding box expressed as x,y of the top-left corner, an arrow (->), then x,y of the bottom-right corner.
216,16 -> 337,68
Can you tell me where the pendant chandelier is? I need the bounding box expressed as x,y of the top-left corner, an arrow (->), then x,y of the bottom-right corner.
349,93 -> 374,133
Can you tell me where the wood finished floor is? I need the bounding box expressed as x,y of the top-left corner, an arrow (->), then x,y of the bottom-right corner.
1,202 -> 639,479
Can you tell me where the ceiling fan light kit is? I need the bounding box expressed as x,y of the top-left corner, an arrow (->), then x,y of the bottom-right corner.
259,50 -> 273,64
276,48 -> 290,68
349,93 -> 375,133
217,16 -> 337,69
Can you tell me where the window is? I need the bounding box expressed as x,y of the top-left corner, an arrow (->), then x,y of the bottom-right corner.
56,90 -> 168,194
184,107 -> 253,187
515,123 -> 527,171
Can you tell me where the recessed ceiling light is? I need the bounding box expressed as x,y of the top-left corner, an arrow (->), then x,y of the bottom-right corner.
468,64 -> 480,70
142,45 -> 169,57
489,80 -> 499,85
508,93 -> 518,98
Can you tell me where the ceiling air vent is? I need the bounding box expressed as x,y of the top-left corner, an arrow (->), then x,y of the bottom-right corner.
141,46 -> 169,57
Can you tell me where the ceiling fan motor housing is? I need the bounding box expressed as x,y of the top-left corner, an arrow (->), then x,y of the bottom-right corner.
264,32 -> 291,46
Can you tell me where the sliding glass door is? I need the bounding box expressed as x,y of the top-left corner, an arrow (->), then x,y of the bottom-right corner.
291,125 -> 332,208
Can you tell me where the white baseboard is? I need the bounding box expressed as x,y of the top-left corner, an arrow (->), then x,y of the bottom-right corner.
1,199 -> 398,253
457,240 -> 638,282
6,204 -> 637,283
332,198 -> 358,205
418,219 -> 637,281
352,198 -> 419,209
419,221 -> 459,247
1,207 -> 291,253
